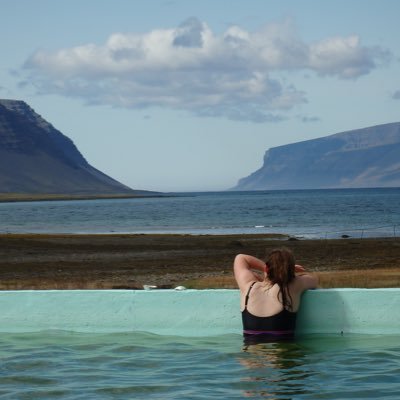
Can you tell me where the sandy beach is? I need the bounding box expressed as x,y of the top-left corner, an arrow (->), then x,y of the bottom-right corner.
1,233 -> 400,290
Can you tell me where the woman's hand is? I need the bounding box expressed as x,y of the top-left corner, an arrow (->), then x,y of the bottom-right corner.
295,264 -> 306,273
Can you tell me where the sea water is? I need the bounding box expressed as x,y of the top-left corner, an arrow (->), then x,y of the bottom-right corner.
0,188 -> 399,238
1,331 -> 400,399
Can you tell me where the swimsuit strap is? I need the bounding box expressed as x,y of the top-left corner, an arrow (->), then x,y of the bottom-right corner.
244,282 -> 257,310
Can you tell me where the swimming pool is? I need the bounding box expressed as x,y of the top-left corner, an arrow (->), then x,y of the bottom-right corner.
1,331 -> 400,399
2,289 -> 400,398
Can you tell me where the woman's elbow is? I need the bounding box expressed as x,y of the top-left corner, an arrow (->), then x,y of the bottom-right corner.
233,253 -> 247,265
300,274 -> 319,290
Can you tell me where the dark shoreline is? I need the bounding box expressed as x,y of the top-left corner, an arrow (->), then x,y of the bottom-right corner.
1,233 -> 399,290
0,193 -> 169,203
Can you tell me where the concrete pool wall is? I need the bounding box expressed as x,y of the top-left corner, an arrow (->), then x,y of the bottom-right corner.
0,289 -> 399,336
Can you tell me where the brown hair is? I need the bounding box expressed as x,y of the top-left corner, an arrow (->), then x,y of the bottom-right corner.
265,247 -> 295,310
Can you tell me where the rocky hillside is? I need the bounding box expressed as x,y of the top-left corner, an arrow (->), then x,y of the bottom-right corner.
0,99 -> 140,195
233,122 -> 400,190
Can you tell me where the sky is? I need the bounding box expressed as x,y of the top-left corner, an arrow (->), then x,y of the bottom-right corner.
1,0 -> 400,192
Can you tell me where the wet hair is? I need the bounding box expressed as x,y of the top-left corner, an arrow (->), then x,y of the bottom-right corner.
265,247 -> 295,310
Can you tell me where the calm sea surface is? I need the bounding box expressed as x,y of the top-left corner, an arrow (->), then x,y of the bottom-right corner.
1,331 -> 400,399
0,188 -> 399,238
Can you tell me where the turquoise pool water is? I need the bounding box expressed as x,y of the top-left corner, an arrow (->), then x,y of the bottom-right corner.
1,332 -> 400,399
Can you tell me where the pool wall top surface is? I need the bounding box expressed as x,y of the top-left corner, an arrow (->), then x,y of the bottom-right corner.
1,289 -> 399,336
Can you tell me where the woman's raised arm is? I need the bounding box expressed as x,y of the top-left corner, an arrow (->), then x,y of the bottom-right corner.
233,254 -> 267,291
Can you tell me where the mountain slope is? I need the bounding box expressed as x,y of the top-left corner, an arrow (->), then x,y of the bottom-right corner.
0,99 -> 140,195
233,122 -> 400,190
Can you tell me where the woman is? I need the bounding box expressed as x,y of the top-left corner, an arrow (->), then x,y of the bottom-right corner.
234,247 -> 318,341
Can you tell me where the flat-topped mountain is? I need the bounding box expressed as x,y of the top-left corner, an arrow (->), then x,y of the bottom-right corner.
233,122 -> 400,190
0,99 -> 145,196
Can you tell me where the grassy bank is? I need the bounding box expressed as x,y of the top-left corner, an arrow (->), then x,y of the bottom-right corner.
0,233 -> 399,290
182,268 -> 400,289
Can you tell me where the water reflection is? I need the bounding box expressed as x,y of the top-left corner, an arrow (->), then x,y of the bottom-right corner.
2,332 -> 400,399
237,334 -> 400,399
238,340 -> 312,398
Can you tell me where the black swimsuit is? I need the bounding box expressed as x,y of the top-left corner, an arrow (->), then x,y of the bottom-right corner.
242,282 -> 297,338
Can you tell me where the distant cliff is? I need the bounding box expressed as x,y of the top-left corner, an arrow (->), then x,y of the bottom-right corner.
0,99 -> 142,195
233,122 -> 400,190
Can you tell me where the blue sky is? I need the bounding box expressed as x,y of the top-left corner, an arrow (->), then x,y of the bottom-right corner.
1,0 -> 400,192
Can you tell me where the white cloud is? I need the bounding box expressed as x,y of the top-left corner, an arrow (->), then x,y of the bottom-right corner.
308,35 -> 389,78
22,17 -> 389,122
